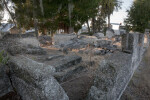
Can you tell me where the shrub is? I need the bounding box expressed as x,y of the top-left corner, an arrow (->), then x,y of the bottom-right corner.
0,50 -> 9,65
81,32 -> 94,36
103,27 -> 107,36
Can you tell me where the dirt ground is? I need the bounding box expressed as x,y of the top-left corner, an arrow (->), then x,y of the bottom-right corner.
45,48 -> 106,100
61,72 -> 94,100
43,47 -> 106,100
121,47 -> 150,100
59,49 -> 111,100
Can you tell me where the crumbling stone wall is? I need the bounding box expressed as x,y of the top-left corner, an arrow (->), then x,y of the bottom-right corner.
8,56 -> 69,100
0,32 -> 9,39
87,33 -> 147,100
0,50 -> 13,97
0,35 -> 69,100
1,36 -> 46,56
0,64 -> 13,97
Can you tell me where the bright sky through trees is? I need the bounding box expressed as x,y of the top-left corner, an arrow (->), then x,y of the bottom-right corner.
110,0 -> 133,24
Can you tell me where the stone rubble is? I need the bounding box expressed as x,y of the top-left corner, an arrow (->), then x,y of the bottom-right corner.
38,35 -> 52,46
53,34 -> 119,56
0,31 -> 149,100
106,29 -> 115,39
1,36 -> 47,56
93,33 -> 105,39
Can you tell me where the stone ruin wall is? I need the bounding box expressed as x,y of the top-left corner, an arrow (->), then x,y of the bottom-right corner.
87,33 -> 149,100
0,32 -> 150,100
0,55 -> 69,100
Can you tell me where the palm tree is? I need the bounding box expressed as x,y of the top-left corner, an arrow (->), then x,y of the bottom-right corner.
101,0 -> 122,28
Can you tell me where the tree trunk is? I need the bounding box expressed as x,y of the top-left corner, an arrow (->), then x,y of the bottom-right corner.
98,19 -> 100,32
3,0 -> 16,26
108,15 -> 110,28
34,19 -> 38,37
92,17 -> 96,33
86,20 -> 90,32
69,26 -> 74,34
39,0 -> 44,16
33,0 -> 38,37
64,25 -> 68,33
42,28 -> 47,35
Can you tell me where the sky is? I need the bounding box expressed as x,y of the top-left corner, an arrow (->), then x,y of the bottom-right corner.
110,0 -> 134,24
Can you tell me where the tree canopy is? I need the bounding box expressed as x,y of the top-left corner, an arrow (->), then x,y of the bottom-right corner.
100,0 -> 122,27
12,0 -> 101,33
125,0 -> 150,33
10,0 -> 122,34
0,1 -> 4,24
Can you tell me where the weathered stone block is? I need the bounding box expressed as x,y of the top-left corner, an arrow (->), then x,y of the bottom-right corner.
54,34 -> 77,46
38,35 -> 52,46
87,52 -> 132,100
25,47 -> 46,55
93,33 -> 105,39
0,65 -> 13,97
18,37 -> 40,47
8,56 -> 69,100
88,33 -> 146,100
0,32 -> 9,39
51,55 -> 82,72
106,29 -> 115,38
7,42 -> 46,56
81,36 -> 97,45
121,33 -> 143,54
95,40 -> 112,48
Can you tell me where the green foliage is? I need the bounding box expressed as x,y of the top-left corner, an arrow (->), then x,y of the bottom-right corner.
0,50 -> 9,65
103,27 -> 107,36
125,0 -> 150,33
90,0 -> 122,32
100,0 -> 122,25
12,0 -> 122,33
12,0 -> 102,33
0,1 -> 4,11
0,1 -> 4,24
81,32 -> 94,36
101,0 -> 122,16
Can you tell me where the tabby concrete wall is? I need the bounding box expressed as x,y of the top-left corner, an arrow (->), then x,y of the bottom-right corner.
87,33 -> 147,100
